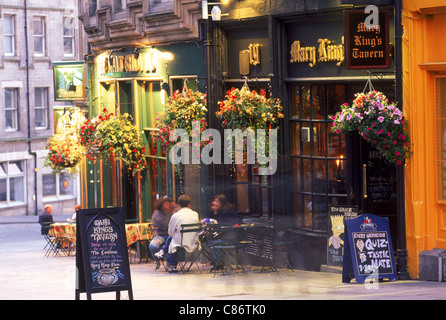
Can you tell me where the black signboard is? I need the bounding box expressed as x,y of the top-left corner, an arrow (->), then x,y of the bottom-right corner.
75,207 -> 133,300
327,205 -> 358,267
342,214 -> 397,284
344,10 -> 390,69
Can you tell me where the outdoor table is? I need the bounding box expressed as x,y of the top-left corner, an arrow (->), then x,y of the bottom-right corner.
49,222 -> 76,256
125,222 -> 155,263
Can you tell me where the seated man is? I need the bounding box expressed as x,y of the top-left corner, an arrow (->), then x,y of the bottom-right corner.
155,195 -> 200,272
39,204 -> 54,235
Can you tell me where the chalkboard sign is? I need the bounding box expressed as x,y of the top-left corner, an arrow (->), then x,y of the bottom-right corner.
342,214 -> 397,284
327,205 -> 358,267
75,207 -> 133,300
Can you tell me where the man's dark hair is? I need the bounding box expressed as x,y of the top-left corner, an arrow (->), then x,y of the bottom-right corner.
178,195 -> 191,208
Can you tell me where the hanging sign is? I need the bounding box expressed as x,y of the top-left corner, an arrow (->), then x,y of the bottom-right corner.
75,207 -> 133,300
344,10 -> 390,69
342,214 -> 397,284
327,205 -> 358,267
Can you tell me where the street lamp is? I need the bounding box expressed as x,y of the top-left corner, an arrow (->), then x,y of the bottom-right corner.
202,1 -> 229,21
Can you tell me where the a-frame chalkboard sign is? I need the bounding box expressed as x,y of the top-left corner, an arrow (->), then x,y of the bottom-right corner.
342,214 -> 397,284
75,207 -> 133,300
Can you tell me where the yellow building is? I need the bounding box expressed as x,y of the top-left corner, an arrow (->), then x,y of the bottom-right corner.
403,0 -> 446,278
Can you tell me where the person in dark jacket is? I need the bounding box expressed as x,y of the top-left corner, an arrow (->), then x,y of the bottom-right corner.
208,194 -> 239,226
39,205 -> 54,235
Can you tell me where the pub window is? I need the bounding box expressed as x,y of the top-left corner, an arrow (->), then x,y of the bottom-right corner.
0,161 -> 26,207
436,76 -> 446,201
42,171 -> 76,199
3,15 -> 15,56
223,81 -> 274,217
290,84 -> 347,232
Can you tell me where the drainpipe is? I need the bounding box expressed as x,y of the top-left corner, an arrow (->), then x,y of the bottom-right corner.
24,0 -> 38,216
395,0 -> 409,280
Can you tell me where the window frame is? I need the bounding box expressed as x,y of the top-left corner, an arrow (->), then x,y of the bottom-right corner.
34,87 -> 49,129
63,17 -> 75,57
0,161 -> 26,208
42,171 -> 77,201
33,16 -> 46,57
5,87 -> 19,131
3,14 -> 16,56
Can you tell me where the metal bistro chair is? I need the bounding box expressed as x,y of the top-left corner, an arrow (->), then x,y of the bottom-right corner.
207,224 -> 249,276
177,223 -> 205,273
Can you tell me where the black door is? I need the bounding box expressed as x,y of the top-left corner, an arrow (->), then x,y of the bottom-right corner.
345,82 -> 398,248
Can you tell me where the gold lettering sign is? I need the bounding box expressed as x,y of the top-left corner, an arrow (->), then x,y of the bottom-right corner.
97,50 -> 159,78
290,37 -> 344,67
248,43 -> 261,66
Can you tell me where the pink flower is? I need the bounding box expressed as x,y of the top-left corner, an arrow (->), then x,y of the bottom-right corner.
378,116 -> 385,122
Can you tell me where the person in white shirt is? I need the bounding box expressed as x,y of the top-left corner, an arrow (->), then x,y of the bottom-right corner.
154,195 -> 200,272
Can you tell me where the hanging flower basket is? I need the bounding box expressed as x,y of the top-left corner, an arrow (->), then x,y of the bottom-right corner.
330,90 -> 411,165
79,109 -> 149,179
44,132 -> 84,174
152,88 -> 208,152
216,86 -> 284,130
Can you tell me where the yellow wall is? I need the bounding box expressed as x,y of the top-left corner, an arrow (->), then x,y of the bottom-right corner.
403,0 -> 446,278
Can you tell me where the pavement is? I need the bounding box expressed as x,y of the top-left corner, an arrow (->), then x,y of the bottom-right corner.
1,213 -> 446,308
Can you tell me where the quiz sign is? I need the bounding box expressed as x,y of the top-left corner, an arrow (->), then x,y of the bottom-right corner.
342,214 -> 397,284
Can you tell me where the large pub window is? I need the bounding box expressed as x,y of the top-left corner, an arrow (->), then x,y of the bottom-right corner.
290,84 -> 348,232
224,81 -> 274,217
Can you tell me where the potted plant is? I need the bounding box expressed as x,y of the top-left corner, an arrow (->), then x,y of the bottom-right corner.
330,90 -> 411,165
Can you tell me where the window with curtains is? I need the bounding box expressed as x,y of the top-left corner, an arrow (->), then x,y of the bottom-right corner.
436,76 -> 446,201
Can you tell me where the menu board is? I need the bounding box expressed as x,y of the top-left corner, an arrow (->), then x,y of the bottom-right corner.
327,205 -> 358,267
75,207 -> 133,300
342,214 -> 397,284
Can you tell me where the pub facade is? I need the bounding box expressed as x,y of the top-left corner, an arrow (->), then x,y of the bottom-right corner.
79,0 -> 413,274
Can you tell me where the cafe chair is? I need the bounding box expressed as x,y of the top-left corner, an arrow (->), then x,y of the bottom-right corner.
206,224 -> 248,276
177,223 -> 204,273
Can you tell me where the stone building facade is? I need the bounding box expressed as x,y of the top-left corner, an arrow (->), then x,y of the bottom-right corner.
0,0 -> 87,216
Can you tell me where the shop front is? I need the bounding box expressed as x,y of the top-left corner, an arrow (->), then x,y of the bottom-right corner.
211,4 -> 399,271
282,9 -> 398,270
84,43 -> 205,222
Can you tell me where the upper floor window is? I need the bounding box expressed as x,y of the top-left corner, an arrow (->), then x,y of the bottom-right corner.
35,87 -> 49,129
5,88 -> 19,131
63,17 -> 75,57
3,15 -> 15,56
33,17 -> 46,56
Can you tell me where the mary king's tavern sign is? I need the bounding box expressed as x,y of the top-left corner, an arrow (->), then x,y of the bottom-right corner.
290,37 -> 345,67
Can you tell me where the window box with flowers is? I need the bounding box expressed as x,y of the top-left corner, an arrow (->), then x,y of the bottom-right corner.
330,90 -> 411,165
79,109 -> 149,179
44,132 -> 84,174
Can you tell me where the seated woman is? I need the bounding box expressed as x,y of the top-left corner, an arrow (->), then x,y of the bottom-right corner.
149,197 -> 176,266
203,194 -> 240,270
